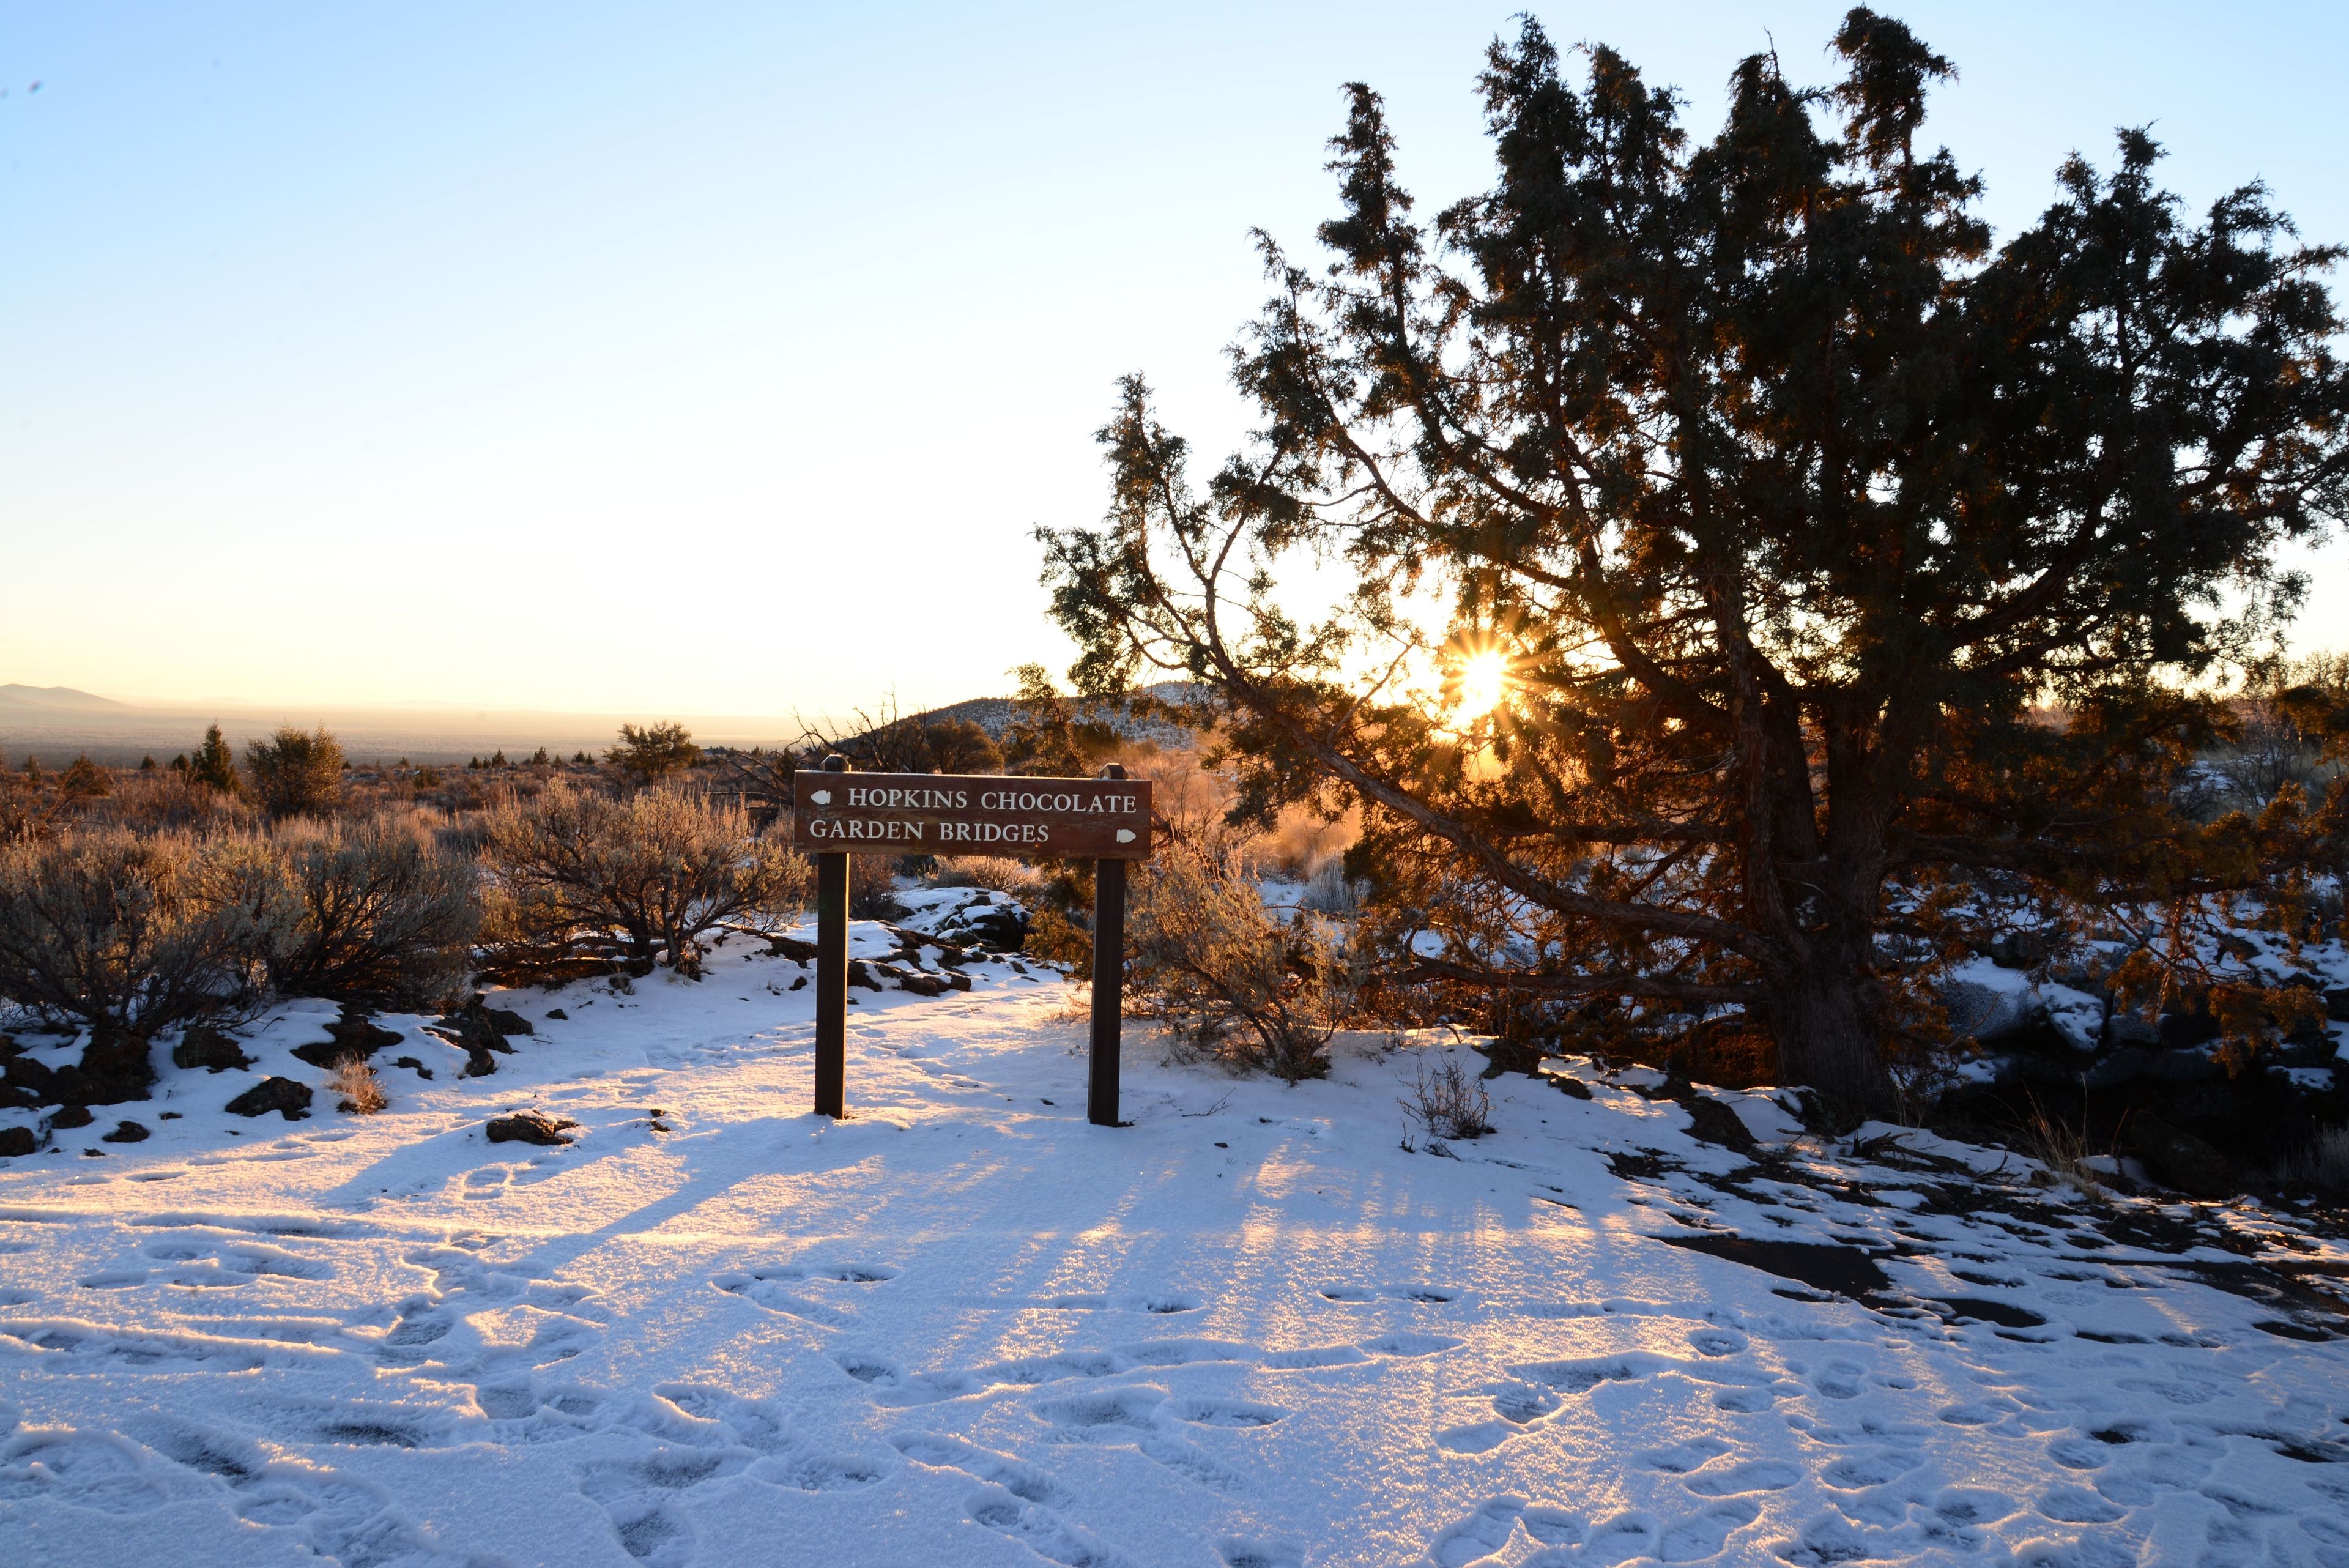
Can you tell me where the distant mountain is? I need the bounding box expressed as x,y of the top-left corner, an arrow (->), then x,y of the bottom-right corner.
0,684 -> 133,714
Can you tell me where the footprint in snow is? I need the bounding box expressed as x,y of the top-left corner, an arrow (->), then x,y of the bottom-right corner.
1427,1496 -> 1586,1567
655,1384 -> 888,1492
1682,1458 -> 1803,1496
965,1487 -> 1135,1568
116,1417 -> 475,1562
892,1432 -> 1073,1507
1316,1282 -> 1464,1306
713,1261 -> 897,1327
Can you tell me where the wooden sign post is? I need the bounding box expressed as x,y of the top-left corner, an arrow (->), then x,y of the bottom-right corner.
812,754 -> 849,1119
791,760 -> 1152,1126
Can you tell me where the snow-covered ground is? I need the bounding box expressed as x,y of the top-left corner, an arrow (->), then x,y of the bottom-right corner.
5,931 -> 2349,1567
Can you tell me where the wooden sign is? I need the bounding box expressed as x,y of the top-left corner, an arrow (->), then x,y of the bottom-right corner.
791,770 -> 1154,860
798,759 -> 1145,1128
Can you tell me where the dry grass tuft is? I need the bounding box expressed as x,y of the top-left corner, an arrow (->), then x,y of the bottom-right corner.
2013,1098 -> 2107,1200
330,1056 -> 387,1115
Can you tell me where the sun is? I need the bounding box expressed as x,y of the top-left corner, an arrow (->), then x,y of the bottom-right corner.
1455,648 -> 1507,719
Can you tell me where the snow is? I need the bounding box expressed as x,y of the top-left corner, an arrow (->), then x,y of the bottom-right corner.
6,935 -> 2349,1567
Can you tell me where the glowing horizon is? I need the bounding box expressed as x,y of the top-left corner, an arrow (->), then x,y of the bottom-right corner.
4,2 -> 2343,716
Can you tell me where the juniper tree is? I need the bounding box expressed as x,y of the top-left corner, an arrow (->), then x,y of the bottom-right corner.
609,721 -> 702,784
245,726 -> 344,818
1039,12 -> 2349,1113
190,724 -> 239,795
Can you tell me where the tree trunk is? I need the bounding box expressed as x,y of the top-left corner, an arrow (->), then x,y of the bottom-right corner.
1767,964 -> 1897,1122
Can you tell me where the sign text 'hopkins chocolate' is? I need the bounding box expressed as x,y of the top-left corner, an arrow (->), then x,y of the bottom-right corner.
790,771 -> 1154,860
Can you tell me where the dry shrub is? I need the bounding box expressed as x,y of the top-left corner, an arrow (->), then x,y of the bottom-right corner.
481,781 -> 809,981
1401,1051 -> 1493,1142
1126,827 -> 1354,1082
85,770 -> 261,836
0,828 -> 269,1100
271,820 -> 477,1006
929,856 -> 1042,897
330,1056 -> 387,1114
848,852 -> 904,920
245,726 -> 345,819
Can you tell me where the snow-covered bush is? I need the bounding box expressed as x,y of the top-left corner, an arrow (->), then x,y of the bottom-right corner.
0,828 -> 267,1099
480,781 -> 809,981
1125,827 -> 1355,1082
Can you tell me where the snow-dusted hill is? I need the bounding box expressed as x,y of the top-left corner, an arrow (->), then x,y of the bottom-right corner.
4,934 -> 2348,1567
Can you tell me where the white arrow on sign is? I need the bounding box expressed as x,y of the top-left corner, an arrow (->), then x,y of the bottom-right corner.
809,790 -> 832,806
1116,828 -> 1136,844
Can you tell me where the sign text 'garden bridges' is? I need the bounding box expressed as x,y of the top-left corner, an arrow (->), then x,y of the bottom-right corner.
790,771 -> 1152,859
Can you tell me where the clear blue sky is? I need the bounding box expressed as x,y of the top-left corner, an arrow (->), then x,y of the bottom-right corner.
3,2 -> 2343,715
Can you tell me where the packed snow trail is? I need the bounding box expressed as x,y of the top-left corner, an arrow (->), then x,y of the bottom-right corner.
3,932 -> 2348,1566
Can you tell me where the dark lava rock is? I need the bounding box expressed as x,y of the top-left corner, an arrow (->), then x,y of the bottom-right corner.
484,1008 -> 534,1038
1676,1092 -> 1759,1153
62,1030 -> 157,1106
0,1127 -> 35,1157
930,897 -> 1028,952
544,1008 -> 569,1022
1987,931 -> 2050,970
846,960 -> 885,993
1476,1039 -> 1547,1079
174,1026 -> 253,1073
430,1000 -> 521,1078
392,1055 -> 434,1080
100,1120 -> 150,1143
486,1111 -> 577,1146
2128,1112 -> 2233,1198
2158,1006 -> 2222,1051
1,1045 -> 54,1096
2325,987 -> 2349,1025
1548,1073 -> 1594,1101
2082,1044 -> 2226,1091
1664,1235 -> 1891,1298
50,1104 -> 94,1129
290,1008 -> 405,1069
226,1077 -> 314,1121
1929,1296 -> 2047,1329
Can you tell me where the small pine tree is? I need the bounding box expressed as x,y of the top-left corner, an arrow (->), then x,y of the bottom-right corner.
609,722 -> 701,784
170,754 -> 189,772
190,724 -> 239,794
491,749 -> 508,767
58,755 -> 111,800
139,756 -> 158,772
573,750 -> 592,765
530,746 -> 549,765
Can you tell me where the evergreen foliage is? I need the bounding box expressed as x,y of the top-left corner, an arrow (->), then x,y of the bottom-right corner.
609,722 -> 702,784
189,724 -> 239,795
1039,12 -> 2349,1112
244,726 -> 344,819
